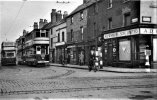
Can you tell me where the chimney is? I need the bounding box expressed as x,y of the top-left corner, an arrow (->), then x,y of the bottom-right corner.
39,19 -> 44,29
23,29 -> 27,36
56,10 -> 62,22
33,22 -> 38,29
63,11 -> 68,19
51,9 -> 57,24
44,19 -> 48,25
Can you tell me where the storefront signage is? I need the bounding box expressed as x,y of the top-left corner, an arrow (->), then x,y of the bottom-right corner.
104,28 -> 139,39
55,42 -> 65,46
140,28 -> 157,34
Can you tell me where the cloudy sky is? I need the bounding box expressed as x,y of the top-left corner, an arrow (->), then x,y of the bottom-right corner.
0,0 -> 83,49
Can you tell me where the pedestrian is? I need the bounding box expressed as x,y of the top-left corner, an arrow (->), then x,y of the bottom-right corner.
80,52 -> 84,65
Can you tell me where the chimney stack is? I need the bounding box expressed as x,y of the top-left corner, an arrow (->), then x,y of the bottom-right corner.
63,11 -> 68,19
51,9 -> 57,24
39,19 -> 44,29
56,10 -> 62,22
23,29 -> 27,36
33,22 -> 38,29
44,19 -> 48,24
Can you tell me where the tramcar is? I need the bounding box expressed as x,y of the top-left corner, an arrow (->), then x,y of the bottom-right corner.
1,42 -> 17,66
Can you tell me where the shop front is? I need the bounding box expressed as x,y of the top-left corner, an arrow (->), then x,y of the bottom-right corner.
102,27 -> 157,69
55,42 -> 66,64
66,44 -> 85,65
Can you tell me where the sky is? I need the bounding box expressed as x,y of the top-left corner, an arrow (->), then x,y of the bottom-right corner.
0,0 -> 83,49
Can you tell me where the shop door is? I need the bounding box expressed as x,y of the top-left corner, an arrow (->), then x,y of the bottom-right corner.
107,43 -> 113,66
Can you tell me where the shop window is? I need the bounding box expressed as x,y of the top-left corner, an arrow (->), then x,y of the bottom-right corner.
153,38 -> 157,61
119,39 -> 131,61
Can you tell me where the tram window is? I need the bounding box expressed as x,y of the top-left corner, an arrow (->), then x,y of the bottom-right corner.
37,47 -> 40,51
36,32 -> 40,37
6,52 -> 14,57
41,33 -> 45,37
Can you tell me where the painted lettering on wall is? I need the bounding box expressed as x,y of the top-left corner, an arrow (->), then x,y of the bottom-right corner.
140,28 -> 157,34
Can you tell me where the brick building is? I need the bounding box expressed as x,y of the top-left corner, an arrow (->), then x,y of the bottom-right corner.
88,0 -> 157,68
66,0 -> 97,65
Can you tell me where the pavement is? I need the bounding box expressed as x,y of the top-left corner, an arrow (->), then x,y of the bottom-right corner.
49,63 -> 157,73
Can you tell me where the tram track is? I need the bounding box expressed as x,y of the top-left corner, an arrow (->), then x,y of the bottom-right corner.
1,84 -> 157,96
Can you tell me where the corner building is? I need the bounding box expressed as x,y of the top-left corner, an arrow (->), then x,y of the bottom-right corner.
93,0 -> 157,68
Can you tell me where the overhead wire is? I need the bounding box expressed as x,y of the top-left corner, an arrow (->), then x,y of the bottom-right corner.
5,0 -> 26,41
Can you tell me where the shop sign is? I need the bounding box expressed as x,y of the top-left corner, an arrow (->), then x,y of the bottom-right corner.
55,42 -> 65,46
104,28 -> 139,39
140,28 -> 157,34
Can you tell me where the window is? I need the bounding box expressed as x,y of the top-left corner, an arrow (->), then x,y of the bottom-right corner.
80,12 -> 83,20
41,33 -> 45,37
58,33 -> 60,42
153,38 -> 157,61
6,52 -> 14,58
36,31 -> 40,37
80,26 -> 84,40
119,40 -> 131,61
51,38 -> 53,48
71,16 -> 73,24
108,18 -> 112,30
124,13 -> 131,26
71,29 -> 73,41
46,31 -> 48,37
108,0 -> 112,8
62,32 -> 65,41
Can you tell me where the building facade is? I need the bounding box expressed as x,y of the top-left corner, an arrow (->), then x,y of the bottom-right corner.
43,9 -> 68,63
66,1 -> 91,65
91,0 -> 157,68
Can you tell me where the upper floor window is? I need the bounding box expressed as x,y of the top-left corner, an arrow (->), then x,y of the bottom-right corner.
58,33 -> 60,42
108,18 -> 112,30
80,26 -> 84,40
71,29 -> 73,41
80,11 -> 83,20
51,38 -> 53,48
62,32 -> 65,42
124,13 -> 131,26
108,0 -> 112,8
71,16 -> 73,24
36,31 -> 40,37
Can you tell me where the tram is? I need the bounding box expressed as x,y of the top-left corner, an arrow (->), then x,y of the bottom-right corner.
25,54 -> 49,67
1,42 -> 17,66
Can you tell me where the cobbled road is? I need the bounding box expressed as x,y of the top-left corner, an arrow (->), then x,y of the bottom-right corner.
0,65 -> 157,100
